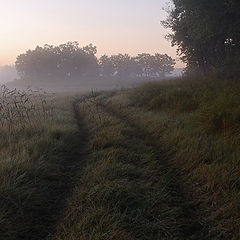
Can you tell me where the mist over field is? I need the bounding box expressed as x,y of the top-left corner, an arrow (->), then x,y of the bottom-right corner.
0,30 -> 183,92
3,42 -> 178,92
0,65 -> 17,83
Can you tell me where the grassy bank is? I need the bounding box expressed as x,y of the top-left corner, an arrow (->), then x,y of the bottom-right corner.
101,76 -> 240,239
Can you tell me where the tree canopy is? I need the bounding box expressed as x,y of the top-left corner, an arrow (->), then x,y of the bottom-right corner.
163,0 -> 240,74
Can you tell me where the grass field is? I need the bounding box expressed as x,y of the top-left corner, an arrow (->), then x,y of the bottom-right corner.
0,75 -> 239,239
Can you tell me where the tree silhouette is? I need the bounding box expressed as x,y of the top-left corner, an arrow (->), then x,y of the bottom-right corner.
163,0 -> 240,74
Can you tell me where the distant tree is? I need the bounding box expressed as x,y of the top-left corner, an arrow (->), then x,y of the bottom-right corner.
15,42 -> 99,84
99,53 -> 174,79
15,41 -> 175,86
135,53 -> 175,78
163,0 -> 240,74
99,55 -> 115,77
151,54 -> 176,77
99,54 -> 140,78
110,54 -> 137,78
134,53 -> 152,77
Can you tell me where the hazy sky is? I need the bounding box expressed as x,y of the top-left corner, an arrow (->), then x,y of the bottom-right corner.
0,0 -> 183,67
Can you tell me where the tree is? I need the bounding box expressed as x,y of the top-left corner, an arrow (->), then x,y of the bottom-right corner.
99,55 -> 115,77
99,53 -> 175,79
135,53 -> 175,78
15,42 -> 99,84
163,0 -> 240,74
15,41 -> 176,86
110,54 -> 137,78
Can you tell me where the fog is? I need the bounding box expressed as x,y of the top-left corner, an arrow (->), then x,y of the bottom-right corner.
3,42 -> 179,92
0,66 -> 18,84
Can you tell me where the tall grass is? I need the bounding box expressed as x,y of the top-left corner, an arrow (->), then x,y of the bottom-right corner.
0,85 -> 55,133
0,89 -> 85,240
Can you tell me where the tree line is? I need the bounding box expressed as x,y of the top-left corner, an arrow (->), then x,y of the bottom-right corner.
163,0 -> 240,75
15,42 -> 175,84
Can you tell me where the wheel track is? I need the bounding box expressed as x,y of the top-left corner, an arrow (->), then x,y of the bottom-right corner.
92,94 -> 211,240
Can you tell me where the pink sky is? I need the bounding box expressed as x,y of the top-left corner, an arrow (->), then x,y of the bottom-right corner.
0,0 -> 184,67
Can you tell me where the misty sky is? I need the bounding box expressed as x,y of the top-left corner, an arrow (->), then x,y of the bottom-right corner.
0,0 -> 183,67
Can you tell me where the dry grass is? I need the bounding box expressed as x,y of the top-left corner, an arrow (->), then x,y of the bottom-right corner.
0,89 -> 87,240
0,85 -> 55,133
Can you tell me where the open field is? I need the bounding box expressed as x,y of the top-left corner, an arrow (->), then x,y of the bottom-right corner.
0,75 -> 239,240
